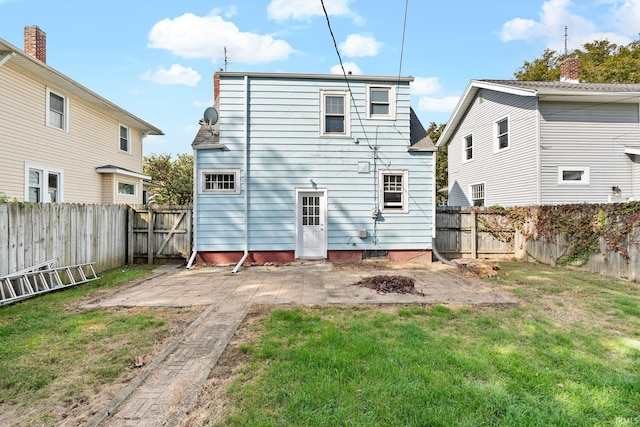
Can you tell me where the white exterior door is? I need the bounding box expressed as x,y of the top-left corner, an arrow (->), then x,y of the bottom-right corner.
296,190 -> 327,259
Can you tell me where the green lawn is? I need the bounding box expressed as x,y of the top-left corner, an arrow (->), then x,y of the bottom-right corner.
214,263 -> 640,426
0,265 -> 199,427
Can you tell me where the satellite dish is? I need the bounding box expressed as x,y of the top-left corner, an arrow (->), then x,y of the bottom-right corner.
203,107 -> 218,125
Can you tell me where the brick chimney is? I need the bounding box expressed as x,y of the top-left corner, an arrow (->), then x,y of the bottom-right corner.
560,57 -> 579,83
213,71 -> 221,101
24,26 -> 46,63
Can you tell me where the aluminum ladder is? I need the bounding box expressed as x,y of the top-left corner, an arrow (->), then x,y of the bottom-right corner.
0,259 -> 99,306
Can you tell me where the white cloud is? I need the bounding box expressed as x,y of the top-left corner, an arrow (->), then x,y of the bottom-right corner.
193,99 -> 214,108
498,0 -> 631,51
612,0 -> 640,35
410,77 -> 441,96
418,96 -> 460,113
148,12 -> 295,64
140,64 -> 201,87
340,34 -> 382,57
267,0 -> 363,24
330,62 -> 362,75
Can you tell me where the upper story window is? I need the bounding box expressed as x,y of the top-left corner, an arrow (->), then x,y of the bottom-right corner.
379,170 -> 409,213
321,90 -> 350,136
200,169 -> 240,194
495,116 -> 509,151
471,183 -> 485,206
119,125 -> 130,152
367,85 -> 395,119
46,88 -> 69,131
464,134 -> 473,161
25,164 -> 63,203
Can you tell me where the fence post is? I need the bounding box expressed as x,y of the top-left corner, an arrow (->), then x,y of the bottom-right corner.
470,209 -> 477,259
147,207 -> 154,264
127,207 -> 134,265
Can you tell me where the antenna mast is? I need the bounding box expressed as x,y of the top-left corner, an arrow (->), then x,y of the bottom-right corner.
224,46 -> 228,71
564,26 -> 568,56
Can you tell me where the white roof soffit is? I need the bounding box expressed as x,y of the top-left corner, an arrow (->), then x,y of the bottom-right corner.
624,146 -> 640,156
0,39 -> 163,136
435,80 -> 536,148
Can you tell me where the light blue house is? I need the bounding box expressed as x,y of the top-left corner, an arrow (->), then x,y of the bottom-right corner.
190,71 -> 436,269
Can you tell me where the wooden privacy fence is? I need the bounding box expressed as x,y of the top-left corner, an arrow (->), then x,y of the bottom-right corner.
0,203 -> 192,277
436,206 -> 516,259
128,205 -> 192,264
436,205 -> 640,282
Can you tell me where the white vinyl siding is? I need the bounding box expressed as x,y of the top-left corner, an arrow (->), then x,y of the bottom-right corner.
447,90 -> 538,207
540,101 -> 637,204
0,62 -> 149,203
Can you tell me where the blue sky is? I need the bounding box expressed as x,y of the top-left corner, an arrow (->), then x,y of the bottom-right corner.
1,0 -> 638,156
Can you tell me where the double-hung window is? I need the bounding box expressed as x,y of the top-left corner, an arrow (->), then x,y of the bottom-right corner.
367,85 -> 395,119
200,169 -> 240,194
321,90 -> 350,136
25,164 -> 63,202
380,170 -> 409,213
46,88 -> 68,131
495,116 -> 509,151
470,183 -> 485,206
119,125 -> 130,152
464,134 -> 473,161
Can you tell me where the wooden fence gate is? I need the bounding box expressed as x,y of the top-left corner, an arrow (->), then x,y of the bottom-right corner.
128,205 -> 192,264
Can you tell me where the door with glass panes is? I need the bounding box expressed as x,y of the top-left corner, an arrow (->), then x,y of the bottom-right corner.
295,190 -> 327,259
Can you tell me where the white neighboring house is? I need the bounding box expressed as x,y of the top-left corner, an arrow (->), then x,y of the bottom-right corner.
437,58 -> 640,207
0,26 -> 163,204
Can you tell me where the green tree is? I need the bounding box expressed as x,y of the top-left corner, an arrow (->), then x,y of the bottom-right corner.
143,153 -> 193,205
428,122 -> 448,205
515,39 -> 640,83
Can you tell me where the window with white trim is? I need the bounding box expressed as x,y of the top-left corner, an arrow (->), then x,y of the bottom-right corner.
119,125 -> 130,152
495,116 -> 509,151
321,90 -> 350,136
470,183 -> 485,206
117,181 -> 136,196
558,167 -> 590,184
200,169 -> 240,194
25,164 -> 63,202
463,134 -> 473,161
46,88 -> 68,131
380,170 -> 408,212
367,85 -> 395,119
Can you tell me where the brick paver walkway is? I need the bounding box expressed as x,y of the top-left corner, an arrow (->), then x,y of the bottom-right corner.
85,262 -> 517,426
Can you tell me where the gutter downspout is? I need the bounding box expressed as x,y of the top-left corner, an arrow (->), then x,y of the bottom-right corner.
186,144 -> 198,269
432,148 -> 458,268
232,75 -> 250,273
0,52 -> 16,68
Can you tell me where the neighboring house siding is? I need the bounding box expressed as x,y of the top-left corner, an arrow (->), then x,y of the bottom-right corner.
195,76 -> 433,253
0,61 -> 147,203
539,101 -> 638,204
447,89 -> 538,206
